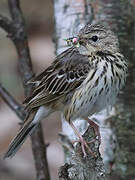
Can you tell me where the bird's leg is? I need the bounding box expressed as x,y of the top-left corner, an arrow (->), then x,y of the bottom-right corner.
70,121 -> 95,157
86,118 -> 101,144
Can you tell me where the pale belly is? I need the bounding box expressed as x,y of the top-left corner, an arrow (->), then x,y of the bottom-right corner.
64,57 -> 126,122
65,76 -> 118,121
71,89 -> 116,121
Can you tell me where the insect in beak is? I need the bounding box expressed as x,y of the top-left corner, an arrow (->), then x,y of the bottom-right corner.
64,37 -> 79,47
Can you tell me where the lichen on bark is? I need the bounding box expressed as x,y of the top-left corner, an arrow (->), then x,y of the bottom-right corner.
53,0 -> 108,179
93,0 -> 135,179
53,0 -> 135,179
112,1 -> 135,178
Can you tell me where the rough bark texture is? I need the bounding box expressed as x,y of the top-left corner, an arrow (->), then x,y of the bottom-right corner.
53,1 -> 107,179
58,127 -> 107,180
54,0 -> 135,179
0,1 -> 50,180
92,0 -> 135,179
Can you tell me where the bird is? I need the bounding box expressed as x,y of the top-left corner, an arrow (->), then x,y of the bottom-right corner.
4,23 -> 128,158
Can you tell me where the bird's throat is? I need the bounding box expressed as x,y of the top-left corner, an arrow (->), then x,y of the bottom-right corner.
77,44 -> 97,56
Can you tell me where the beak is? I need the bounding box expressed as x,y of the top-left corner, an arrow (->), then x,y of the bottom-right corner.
78,37 -> 86,46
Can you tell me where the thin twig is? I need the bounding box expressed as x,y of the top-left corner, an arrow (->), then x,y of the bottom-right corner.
0,15 -> 13,34
0,0 -> 50,180
0,83 -> 27,120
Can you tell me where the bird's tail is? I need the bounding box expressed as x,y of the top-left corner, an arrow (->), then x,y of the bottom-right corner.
4,112 -> 37,159
4,106 -> 51,159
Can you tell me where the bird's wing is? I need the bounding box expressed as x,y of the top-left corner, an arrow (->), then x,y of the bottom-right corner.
24,47 -> 91,110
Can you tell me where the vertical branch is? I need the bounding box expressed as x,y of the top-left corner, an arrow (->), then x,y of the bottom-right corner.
8,0 -> 33,92
8,1 -> 51,179
0,1 -> 50,180
92,0 -> 135,179
53,1 -> 107,179
31,123 -> 50,180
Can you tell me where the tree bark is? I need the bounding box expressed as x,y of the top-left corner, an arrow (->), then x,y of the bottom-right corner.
53,1 -> 107,179
54,0 -> 135,179
92,0 -> 135,179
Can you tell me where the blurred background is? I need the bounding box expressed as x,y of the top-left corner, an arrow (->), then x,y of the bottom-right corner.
1,1 -> 135,180
0,0 -> 64,180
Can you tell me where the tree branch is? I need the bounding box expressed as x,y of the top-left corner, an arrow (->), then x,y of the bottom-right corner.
0,15 -> 13,34
0,83 -> 27,120
53,0 -> 108,179
0,1 -> 50,180
58,127 -> 107,180
92,1 -> 135,179
7,0 -> 33,88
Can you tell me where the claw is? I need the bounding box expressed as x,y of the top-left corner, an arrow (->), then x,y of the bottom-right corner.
70,122 -> 96,157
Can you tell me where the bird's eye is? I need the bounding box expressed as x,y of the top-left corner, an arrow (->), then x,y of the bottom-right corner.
91,35 -> 98,42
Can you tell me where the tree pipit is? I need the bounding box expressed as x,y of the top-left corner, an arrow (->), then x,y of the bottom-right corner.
4,23 -> 127,158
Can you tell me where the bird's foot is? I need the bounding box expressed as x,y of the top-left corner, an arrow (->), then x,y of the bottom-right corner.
70,121 -> 97,157
72,136 -> 96,157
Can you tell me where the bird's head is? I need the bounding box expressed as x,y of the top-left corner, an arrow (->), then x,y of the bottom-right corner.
76,23 -> 119,55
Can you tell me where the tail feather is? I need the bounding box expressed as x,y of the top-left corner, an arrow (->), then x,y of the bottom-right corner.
4,114 -> 37,159
4,106 -> 51,159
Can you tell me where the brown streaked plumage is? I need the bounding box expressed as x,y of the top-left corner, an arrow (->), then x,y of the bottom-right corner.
23,47 -> 91,112
4,23 -> 128,158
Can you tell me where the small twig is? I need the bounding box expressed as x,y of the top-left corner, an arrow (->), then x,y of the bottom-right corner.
0,83 -> 27,120
0,1 -> 50,180
0,15 -> 13,34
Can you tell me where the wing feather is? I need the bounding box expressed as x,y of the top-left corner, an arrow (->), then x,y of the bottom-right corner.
24,47 -> 91,111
